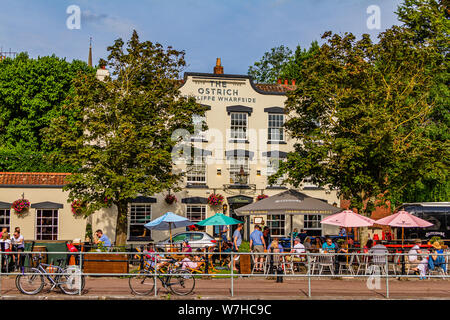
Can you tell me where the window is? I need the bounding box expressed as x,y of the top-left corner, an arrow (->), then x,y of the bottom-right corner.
303,176 -> 319,188
36,209 -> 58,240
192,114 -> 206,141
267,214 -> 285,236
0,209 -> 10,232
129,204 -> 152,241
228,156 -> 249,184
186,205 -> 206,231
268,114 -> 284,142
186,155 -> 207,185
304,215 -> 322,236
230,112 -> 248,140
266,157 -> 284,186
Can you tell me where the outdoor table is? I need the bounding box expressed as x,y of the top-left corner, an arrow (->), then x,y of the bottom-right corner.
385,244 -> 432,275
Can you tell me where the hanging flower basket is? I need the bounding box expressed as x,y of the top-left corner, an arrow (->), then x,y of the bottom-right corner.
71,200 -> 85,216
256,194 -> 268,201
165,194 -> 177,205
207,193 -> 224,206
11,199 -> 30,216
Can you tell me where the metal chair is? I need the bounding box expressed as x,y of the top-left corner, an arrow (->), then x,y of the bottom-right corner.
367,252 -> 387,275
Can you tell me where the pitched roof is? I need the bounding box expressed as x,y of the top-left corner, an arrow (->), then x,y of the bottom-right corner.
0,172 -> 70,186
253,83 -> 296,94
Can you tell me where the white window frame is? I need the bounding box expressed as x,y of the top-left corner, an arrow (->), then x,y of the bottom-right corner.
191,114 -> 207,141
128,203 -> 152,240
228,156 -> 249,184
267,214 -> 286,237
266,157 -> 284,186
186,155 -> 207,185
268,113 -> 284,142
230,112 -> 248,140
303,214 -> 322,232
36,209 -> 59,240
185,204 -> 206,223
0,209 -> 10,232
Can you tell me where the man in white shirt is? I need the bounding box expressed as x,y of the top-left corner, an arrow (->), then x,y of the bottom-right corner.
408,239 -> 422,273
286,238 -> 306,263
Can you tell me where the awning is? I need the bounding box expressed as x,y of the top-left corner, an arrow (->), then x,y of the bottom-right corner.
235,189 -> 340,216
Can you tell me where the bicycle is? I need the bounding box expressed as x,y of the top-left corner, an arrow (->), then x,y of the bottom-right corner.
129,254 -> 195,296
15,255 -> 85,295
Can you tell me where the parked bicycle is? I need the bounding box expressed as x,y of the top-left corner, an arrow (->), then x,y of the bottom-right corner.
129,254 -> 195,296
15,255 -> 85,295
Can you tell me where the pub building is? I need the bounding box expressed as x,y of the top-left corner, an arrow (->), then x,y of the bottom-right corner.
0,58 -> 339,245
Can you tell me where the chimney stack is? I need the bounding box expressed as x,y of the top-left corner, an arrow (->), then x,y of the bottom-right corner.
284,79 -> 288,85
277,79 -> 282,84
214,58 -> 224,74
292,79 -> 296,86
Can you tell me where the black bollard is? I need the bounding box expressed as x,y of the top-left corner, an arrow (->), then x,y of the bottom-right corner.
276,266 -> 284,283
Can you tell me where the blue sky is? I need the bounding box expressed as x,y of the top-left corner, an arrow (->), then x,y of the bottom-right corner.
0,0 -> 403,75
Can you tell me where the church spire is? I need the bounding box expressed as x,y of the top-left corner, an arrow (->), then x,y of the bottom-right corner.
88,37 -> 93,67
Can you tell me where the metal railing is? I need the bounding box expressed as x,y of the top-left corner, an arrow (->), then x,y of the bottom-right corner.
0,249 -> 448,298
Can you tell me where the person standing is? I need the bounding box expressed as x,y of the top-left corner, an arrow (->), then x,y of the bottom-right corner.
262,226 -> 271,251
232,224 -> 243,272
249,225 -> 266,272
11,230 -> 25,270
298,229 -> 308,243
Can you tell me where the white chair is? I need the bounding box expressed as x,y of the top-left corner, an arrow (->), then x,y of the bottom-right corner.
356,254 -> 369,275
318,253 -> 334,275
367,252 -> 388,275
338,254 -> 354,275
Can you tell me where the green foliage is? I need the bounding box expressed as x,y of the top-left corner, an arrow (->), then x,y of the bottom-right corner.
0,53 -> 94,171
45,30 -> 207,246
248,45 -> 292,83
247,42 -> 319,83
273,26 -> 448,214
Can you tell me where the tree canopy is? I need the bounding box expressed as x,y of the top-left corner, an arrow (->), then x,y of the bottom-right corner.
45,30 -> 207,246
247,42 -> 319,83
0,53 -> 93,172
272,25 -> 448,217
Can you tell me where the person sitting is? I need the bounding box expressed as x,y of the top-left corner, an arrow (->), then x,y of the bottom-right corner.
427,242 -> 447,274
363,239 -> 373,253
336,241 -> 350,263
303,237 -> 312,251
182,240 -> 192,253
298,229 -> 308,243
322,237 -> 337,253
268,238 -> 284,267
408,239 -> 423,274
313,237 -> 323,250
94,229 -> 111,248
286,238 -> 306,265
180,252 -> 203,271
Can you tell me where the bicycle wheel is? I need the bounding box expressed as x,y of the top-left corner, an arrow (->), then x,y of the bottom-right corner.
16,270 -> 44,295
58,267 -> 85,295
129,270 -> 155,295
168,269 -> 195,296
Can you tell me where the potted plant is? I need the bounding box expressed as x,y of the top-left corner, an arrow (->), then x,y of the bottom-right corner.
71,200 -> 85,216
256,194 -> 268,201
11,198 -> 30,216
207,193 -> 224,206
165,194 -> 177,205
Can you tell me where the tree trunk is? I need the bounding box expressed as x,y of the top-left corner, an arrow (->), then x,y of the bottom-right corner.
115,201 -> 128,247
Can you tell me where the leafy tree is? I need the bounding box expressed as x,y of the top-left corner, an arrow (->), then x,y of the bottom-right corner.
45,30 -> 206,246
248,42 -> 320,83
279,41 -> 320,81
392,0 -> 450,205
248,45 -> 292,83
0,53 -> 93,171
272,27 -> 448,245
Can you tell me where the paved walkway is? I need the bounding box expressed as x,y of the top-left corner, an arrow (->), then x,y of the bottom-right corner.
1,276 -> 449,300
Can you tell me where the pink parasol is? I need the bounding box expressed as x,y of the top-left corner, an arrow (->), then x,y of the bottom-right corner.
321,210 -> 376,228
375,210 -> 433,247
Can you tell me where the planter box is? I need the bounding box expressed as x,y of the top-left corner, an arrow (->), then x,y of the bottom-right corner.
83,253 -> 129,274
